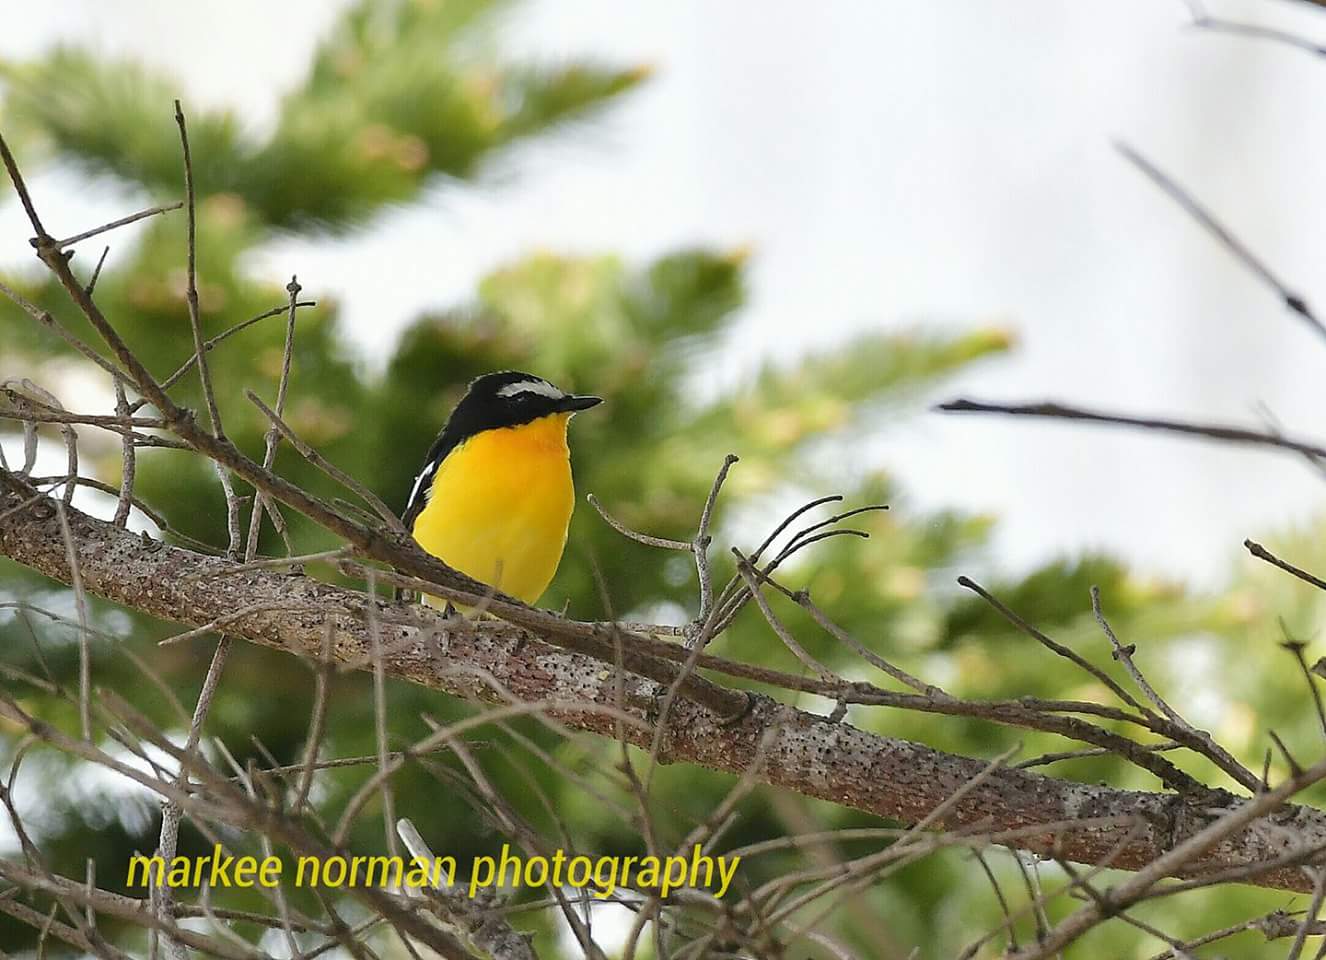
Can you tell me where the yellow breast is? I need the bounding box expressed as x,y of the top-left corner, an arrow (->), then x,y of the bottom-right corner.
411,412 -> 575,606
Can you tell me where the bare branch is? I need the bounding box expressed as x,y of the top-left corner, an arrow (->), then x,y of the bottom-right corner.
245,389 -> 407,536
397,818 -> 539,960
1009,755 -> 1326,958
294,624 -> 335,813
960,575 -> 1142,705
53,502 -> 91,739
0,277 -> 129,382
734,547 -> 838,683
173,100 -> 224,441
148,299 -> 317,399
587,493 -> 690,550
112,378 -> 135,526
939,398 -> 1326,461
1116,140 -> 1325,342
243,276 -> 302,560
51,201 -> 184,249
84,245 -> 109,296
0,129 -> 50,237
6,483 -> 1326,893
1246,538 -> 1326,592
694,453 -> 738,624
1091,585 -> 1258,791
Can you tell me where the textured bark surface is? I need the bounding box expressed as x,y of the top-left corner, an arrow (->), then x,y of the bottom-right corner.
2,477 -> 1324,892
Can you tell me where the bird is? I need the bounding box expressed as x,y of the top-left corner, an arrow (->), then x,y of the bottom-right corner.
403,371 -> 602,609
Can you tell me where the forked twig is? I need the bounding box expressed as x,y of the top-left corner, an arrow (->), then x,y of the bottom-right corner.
590,453 -> 739,647
1091,585 -> 1258,792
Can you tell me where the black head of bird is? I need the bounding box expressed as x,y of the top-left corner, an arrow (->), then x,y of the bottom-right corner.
442,370 -> 603,439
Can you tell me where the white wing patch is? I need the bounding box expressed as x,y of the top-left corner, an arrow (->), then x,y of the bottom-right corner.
406,460 -> 437,513
496,378 -> 565,401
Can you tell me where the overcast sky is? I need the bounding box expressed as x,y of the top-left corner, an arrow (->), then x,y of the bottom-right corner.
6,0 -> 1326,589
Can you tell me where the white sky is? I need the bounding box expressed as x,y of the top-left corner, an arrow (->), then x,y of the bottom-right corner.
6,1 -> 1326,589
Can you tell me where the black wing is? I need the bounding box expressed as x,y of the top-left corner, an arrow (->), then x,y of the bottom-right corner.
402,427 -> 462,531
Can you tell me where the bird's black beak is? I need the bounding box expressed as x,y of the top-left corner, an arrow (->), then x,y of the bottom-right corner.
560,395 -> 603,412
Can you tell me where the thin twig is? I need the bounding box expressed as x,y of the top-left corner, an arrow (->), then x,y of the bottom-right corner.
1116,140 -> 1326,342
1015,741 -> 1181,770
758,561 -> 935,695
959,576 -> 1143,710
52,202 -> 183,249
155,602 -> 324,646
294,625 -> 335,814
84,245 -> 109,296
174,100 -> 224,440
154,634 -> 232,960
246,390 -> 407,535
587,494 -> 690,550
733,550 -> 836,683
0,133 -> 48,236
6,381 -> 79,505
365,570 -> 400,859
244,276 -> 302,560
53,503 -> 91,740
1145,911 -> 1326,960
1009,754 -> 1326,959
972,850 -> 1019,954
939,399 -> 1326,461
397,818 -> 539,960
147,300 -> 317,399
1279,622 -> 1326,742
1246,539 -> 1326,591
707,497 -> 881,638
0,396 -> 166,429
1287,867 -> 1326,960
192,546 -> 349,579
27,475 -> 168,530
112,378 -> 134,527
154,104 -> 242,948
0,278 -> 128,382
1182,0 -> 1326,58
694,453 -> 738,624
1091,585 -> 1256,792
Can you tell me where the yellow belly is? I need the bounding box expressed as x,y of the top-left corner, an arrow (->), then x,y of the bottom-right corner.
411,413 -> 575,607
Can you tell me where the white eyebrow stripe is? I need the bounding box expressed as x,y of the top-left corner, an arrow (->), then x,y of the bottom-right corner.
496,379 -> 564,400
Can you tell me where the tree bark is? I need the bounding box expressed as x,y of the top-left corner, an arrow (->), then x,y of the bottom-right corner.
2,474 -> 1323,892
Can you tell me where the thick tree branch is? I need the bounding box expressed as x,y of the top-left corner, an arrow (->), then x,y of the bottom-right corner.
3,476 -> 1325,894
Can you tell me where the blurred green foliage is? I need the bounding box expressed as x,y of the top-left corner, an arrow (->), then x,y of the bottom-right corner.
0,2 -> 1320,957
